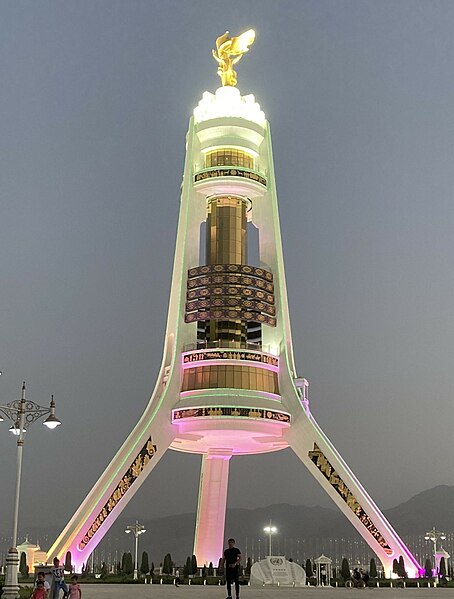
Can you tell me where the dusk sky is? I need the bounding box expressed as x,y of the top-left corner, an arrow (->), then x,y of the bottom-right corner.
1,0 -> 454,544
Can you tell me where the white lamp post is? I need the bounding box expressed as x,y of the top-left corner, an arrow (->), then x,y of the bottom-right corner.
125,520 -> 146,579
1,382 -> 61,599
424,527 -> 446,583
263,520 -> 277,556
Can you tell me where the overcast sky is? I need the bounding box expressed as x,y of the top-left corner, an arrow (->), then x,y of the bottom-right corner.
1,1 -> 454,544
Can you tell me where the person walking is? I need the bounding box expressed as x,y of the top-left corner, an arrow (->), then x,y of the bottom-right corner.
221,538 -> 241,599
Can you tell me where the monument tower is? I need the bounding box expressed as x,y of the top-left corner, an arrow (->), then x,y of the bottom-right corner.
48,31 -> 421,577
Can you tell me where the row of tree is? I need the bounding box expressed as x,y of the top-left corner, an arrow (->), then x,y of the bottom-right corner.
19,549 -> 449,580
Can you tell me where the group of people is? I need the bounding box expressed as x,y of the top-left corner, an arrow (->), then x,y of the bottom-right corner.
31,558 -> 81,599
352,567 -> 370,588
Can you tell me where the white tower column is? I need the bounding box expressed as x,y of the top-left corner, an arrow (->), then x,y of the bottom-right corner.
193,450 -> 232,566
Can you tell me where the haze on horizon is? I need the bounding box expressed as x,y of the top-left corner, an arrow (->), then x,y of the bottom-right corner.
1,0 -> 454,542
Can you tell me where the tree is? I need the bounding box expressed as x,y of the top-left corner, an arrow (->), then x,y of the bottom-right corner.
439,557 -> 447,579
19,552 -> 28,577
191,554 -> 198,575
217,557 -> 224,575
100,562 -> 108,577
208,561 -> 214,576
245,558 -> 252,576
163,553 -> 173,575
341,557 -> 350,581
64,551 -> 73,573
140,551 -> 150,575
183,556 -> 192,577
424,558 -> 432,578
369,558 -> 377,578
120,552 -> 127,574
392,558 -> 399,576
202,566 -> 207,579
398,555 -> 407,578
150,561 -> 155,576
123,552 -> 133,575
305,558 -> 313,577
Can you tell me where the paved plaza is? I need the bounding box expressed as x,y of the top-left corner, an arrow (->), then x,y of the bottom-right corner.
77,584 -> 452,599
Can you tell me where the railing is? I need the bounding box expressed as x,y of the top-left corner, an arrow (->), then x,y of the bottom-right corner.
184,340 -> 270,352
193,165 -> 267,188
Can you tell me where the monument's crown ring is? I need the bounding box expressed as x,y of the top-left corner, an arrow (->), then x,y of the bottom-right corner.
172,405 -> 290,424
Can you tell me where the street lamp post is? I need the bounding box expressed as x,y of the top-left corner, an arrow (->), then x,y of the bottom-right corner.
0,382 -> 61,599
125,521 -> 146,579
424,527 -> 446,584
263,520 -> 277,556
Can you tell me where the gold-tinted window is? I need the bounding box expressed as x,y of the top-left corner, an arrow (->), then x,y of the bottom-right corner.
206,149 -> 254,169
181,365 -> 279,394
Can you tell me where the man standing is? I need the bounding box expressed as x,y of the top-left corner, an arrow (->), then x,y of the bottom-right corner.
221,538 -> 241,599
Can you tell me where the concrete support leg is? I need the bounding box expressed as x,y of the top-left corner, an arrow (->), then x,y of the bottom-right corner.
193,450 -> 232,566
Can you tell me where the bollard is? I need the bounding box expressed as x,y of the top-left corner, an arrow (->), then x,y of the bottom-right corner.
203,579 -> 206,585
160,578 -> 163,584
390,581 -> 393,588
189,578 -> 191,585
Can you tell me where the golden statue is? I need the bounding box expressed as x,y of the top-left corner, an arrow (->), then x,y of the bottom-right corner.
212,29 -> 255,87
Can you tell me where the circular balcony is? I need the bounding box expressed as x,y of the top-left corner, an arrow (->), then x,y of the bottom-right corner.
193,166 -> 267,198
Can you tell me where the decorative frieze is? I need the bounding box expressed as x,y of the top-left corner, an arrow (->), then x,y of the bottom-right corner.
77,437 -> 156,551
308,443 -> 393,555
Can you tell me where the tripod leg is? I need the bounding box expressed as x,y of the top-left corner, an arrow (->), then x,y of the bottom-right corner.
286,409 -> 421,578
47,410 -> 176,571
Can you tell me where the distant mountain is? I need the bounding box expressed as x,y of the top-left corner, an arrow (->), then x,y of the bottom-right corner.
384,484 -> 454,535
104,485 -> 454,563
14,485 -> 454,565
